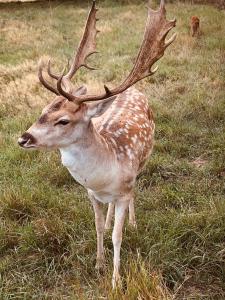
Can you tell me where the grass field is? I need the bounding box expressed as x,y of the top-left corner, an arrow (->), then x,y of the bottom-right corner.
0,0 -> 225,299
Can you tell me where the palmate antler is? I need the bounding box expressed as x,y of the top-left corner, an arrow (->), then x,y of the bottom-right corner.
39,0 -> 176,103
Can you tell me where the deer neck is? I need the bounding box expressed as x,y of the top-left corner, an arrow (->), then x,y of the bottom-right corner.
59,121 -> 116,189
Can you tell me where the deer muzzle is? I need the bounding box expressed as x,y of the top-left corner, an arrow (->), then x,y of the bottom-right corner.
18,132 -> 37,149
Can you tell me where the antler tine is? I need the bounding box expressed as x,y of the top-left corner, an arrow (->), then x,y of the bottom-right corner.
165,32 -> 177,47
160,0 -> 166,13
47,60 -> 60,80
57,68 -> 76,101
38,60 -> 59,95
64,0 -> 98,80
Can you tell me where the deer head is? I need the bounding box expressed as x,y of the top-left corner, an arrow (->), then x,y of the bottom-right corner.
18,0 -> 176,150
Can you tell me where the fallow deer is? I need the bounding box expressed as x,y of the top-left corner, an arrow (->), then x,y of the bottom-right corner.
190,16 -> 200,37
18,0 -> 176,288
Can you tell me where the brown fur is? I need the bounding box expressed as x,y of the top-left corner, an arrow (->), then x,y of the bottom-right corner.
190,16 -> 200,37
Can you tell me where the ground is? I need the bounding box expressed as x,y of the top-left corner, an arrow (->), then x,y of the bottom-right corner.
0,1 -> 225,299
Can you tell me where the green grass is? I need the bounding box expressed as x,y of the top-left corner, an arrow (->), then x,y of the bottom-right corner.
0,1 -> 225,299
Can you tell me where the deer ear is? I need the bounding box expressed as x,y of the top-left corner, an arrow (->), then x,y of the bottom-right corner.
86,95 -> 117,119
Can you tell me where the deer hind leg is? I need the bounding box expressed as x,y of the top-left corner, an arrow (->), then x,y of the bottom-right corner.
89,193 -> 105,270
105,198 -> 136,230
105,202 -> 115,230
193,26 -> 197,37
128,197 -> 137,228
112,198 -> 129,288
196,25 -> 200,37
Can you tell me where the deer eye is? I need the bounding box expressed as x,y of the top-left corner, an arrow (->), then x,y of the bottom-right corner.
54,119 -> 70,126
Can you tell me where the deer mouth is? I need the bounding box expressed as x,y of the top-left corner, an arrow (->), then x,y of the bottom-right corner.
18,132 -> 38,149
18,138 -> 37,149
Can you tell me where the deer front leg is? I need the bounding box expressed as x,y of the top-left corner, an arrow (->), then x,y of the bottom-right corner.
112,198 -> 129,288
89,193 -> 105,270
105,202 -> 115,230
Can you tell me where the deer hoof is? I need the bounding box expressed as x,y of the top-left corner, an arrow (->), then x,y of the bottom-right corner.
95,258 -> 105,273
112,273 -> 122,289
129,220 -> 137,229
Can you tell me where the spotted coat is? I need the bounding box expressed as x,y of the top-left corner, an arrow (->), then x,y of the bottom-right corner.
94,87 -> 155,173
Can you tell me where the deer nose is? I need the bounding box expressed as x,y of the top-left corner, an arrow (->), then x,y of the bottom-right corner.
18,137 -> 27,146
18,132 -> 36,147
